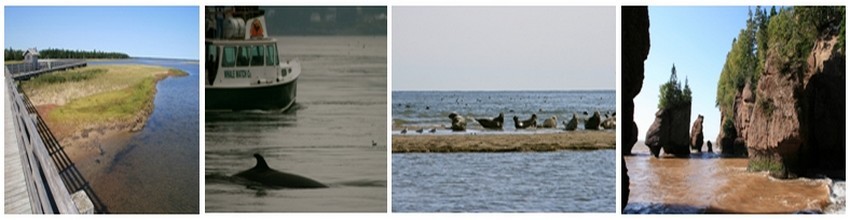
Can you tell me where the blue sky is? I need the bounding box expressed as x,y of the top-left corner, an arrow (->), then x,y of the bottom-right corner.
635,6 -> 761,142
392,6 -> 615,91
5,6 -> 198,60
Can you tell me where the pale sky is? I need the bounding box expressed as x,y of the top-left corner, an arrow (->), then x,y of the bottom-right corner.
392,6 -> 615,91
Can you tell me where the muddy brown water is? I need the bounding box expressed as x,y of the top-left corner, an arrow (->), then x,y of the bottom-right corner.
625,141 -> 833,214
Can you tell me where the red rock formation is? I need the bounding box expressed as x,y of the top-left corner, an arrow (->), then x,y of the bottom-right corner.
645,104 -> 691,157
690,114 -> 704,152
745,35 -> 844,178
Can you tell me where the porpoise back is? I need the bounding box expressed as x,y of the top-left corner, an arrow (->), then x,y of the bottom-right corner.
234,153 -> 328,189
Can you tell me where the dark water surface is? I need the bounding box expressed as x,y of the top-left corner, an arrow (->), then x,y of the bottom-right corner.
85,58 -> 199,213
205,36 -> 387,212
392,150 -> 615,212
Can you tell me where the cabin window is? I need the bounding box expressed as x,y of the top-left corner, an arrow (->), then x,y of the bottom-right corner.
206,44 -> 217,63
267,45 -> 278,66
222,46 -> 236,67
237,46 -> 250,67
250,45 -> 265,66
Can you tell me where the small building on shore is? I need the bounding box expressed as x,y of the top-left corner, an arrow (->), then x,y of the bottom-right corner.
23,48 -> 39,65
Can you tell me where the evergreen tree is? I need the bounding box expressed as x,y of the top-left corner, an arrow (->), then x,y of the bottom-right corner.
659,63 -> 691,109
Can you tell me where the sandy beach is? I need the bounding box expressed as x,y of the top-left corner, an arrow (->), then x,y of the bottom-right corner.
392,131 -> 615,153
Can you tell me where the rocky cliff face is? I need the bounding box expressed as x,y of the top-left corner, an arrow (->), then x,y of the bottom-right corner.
622,6 -> 650,156
801,36 -> 845,178
621,6 -> 649,211
745,36 -> 845,178
717,82 -> 752,157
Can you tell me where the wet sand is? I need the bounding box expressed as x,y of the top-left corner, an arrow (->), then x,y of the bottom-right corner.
625,141 -> 832,213
392,131 -> 614,153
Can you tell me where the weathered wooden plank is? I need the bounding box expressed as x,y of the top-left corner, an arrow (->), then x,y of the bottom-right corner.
5,67 -> 91,214
4,87 -> 33,214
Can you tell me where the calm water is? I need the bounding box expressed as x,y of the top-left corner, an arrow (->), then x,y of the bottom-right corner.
392,91 -> 614,132
625,142 -> 844,214
84,58 -> 199,213
393,150 -> 615,212
205,36 -> 387,212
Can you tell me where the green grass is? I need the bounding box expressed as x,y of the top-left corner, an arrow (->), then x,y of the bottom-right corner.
758,98 -> 776,117
27,68 -> 106,87
167,68 -> 189,76
20,65 -> 176,133
49,76 -> 156,124
748,156 -> 785,173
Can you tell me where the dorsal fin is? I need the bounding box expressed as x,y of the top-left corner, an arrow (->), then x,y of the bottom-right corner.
253,153 -> 270,170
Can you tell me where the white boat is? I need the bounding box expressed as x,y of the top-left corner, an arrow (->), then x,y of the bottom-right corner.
205,7 -> 301,111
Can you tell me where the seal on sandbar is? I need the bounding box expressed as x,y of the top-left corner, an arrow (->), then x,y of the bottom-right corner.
563,113 -> 578,131
513,114 -> 538,129
448,112 -> 467,131
542,115 -> 557,128
476,113 -> 504,129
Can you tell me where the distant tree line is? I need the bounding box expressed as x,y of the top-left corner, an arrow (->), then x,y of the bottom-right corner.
4,48 -> 130,61
716,6 -> 845,121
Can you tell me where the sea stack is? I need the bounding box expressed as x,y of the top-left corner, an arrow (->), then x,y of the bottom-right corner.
690,114 -> 704,152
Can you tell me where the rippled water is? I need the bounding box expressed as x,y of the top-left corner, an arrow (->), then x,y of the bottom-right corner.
392,91 -> 614,132
205,36 -> 387,212
625,141 -> 841,214
84,58 -> 199,213
393,150 -> 615,212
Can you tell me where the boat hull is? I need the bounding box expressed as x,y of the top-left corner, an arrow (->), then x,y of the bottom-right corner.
206,80 -> 297,111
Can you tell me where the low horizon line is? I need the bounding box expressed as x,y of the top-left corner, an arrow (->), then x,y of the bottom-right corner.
392,89 -> 615,92
129,56 -> 199,62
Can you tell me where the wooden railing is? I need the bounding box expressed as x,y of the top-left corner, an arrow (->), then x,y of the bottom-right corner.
6,60 -> 87,80
5,64 -> 103,214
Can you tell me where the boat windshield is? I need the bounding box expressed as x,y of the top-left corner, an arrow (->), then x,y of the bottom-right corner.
266,44 -> 278,66
222,46 -> 236,67
216,43 -> 279,68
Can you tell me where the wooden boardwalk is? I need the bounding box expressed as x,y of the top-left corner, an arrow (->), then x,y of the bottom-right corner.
4,61 -> 99,214
6,60 -> 86,80
4,86 -> 33,214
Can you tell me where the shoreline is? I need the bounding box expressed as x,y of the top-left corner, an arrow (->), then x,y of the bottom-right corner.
24,65 -> 188,156
392,131 -> 614,153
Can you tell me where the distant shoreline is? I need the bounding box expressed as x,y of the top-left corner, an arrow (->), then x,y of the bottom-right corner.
392,131 -> 615,153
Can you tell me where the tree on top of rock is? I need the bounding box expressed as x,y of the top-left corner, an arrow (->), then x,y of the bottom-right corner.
658,63 -> 692,109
